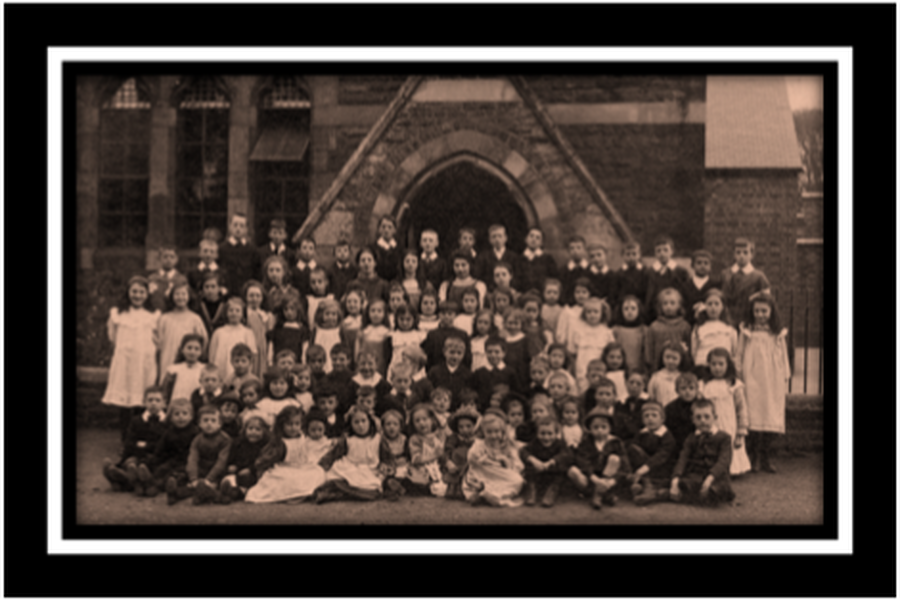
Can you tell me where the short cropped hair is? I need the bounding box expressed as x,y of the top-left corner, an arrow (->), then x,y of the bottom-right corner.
734,237 -> 755,252
567,235 -> 587,248
274,349 -> 297,363
692,398 -> 716,414
692,249 -> 713,264
675,372 -> 700,390
197,404 -> 221,420
269,218 -> 286,230
594,376 -> 617,394
623,241 -> 641,252
231,343 -> 253,360
484,336 -> 507,352
653,235 -> 675,250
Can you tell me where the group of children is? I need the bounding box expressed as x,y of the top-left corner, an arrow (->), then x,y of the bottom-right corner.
99,213 -> 791,510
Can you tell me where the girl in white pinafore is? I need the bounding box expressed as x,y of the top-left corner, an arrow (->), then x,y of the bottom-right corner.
566,298 -> 616,395
699,347 -> 752,476
315,406 -> 392,502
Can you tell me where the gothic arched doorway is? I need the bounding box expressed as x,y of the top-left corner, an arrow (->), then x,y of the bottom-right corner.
397,155 -> 535,255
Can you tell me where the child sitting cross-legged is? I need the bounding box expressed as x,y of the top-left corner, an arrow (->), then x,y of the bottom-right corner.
568,403 -> 632,510
404,403 -> 448,497
441,405 -> 481,500
215,415 -> 270,504
669,398 -> 736,507
102,386 -> 168,494
519,417 -> 574,508
626,400 -> 677,506
462,408 -> 525,507
166,404 -> 232,506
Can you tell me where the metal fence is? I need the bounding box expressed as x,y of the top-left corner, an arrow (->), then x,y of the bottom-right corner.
787,289 -> 824,395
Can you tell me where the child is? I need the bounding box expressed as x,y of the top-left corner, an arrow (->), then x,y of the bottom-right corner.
453,226 -> 478,262
417,229 -> 448,293
669,398 -> 736,506
273,349 -> 298,374
426,335 -> 472,408
503,395 -> 528,449
261,254 -> 302,315
558,397 -> 584,450
644,287 -> 692,371
421,300 -> 470,370
586,375 -> 617,419
561,235 -> 591,306
381,409 -> 410,501
350,246 -> 391,307
453,286 -> 481,336
291,363 -> 315,414
386,304 -> 427,379
648,340 -> 691,408
613,295 -> 648,375
544,343 -> 578,397
314,386 -> 345,439
665,372 -> 702,453
616,370 -> 650,442
133,398 -> 199,498
323,344 -> 359,413
196,271 -> 227,336
157,280 -> 207,383
352,352 -> 392,403
188,238 -> 226,294
626,400 -> 677,506
167,405 -> 232,505
469,336 -> 521,411
519,293 -> 553,357
406,403 -> 448,497
379,361 -> 417,419
701,347 -> 752,475
519,226 -> 560,297
246,406 -> 335,503
309,298 -> 344,373
555,277 -> 592,349
255,217 -> 292,281
721,238 -> 772,328
327,239 -> 358,302
540,278 -> 564,336
223,343 -> 259,394
439,251 -> 487,309
442,405 -> 480,500
683,249 -> 722,325
691,288 -> 737,371
306,267 -> 334,333
493,262 -> 519,301
215,391 -> 243,439
601,342 -> 629,403
254,367 -> 302,428
520,417 -> 573,507
567,297 -> 616,395
242,280 -> 272,377
398,249 -> 425,311
430,387 -> 453,438
417,288 -> 441,333
339,288 -> 365,358
547,371 -> 577,417
218,213 -> 256,300
373,215 -> 402,283
474,224 -> 520,291
315,405 -> 394,503
216,415 -> 270,503
587,243 -> 615,304
568,404 -> 632,509
101,275 -> 161,439
102,386 -> 168,493
290,235 -> 319,298
526,354 -> 551,398
501,308 -> 533,389
307,344 -> 328,389
462,409 -> 525,507
147,245 -> 183,312
386,283 -> 409,330
207,297 -> 257,385
356,299 -> 391,376
351,386 -> 383,434
161,334 -> 206,404
644,236 -> 689,323
580,358 -> 608,413
517,393 -> 555,445
238,379 -> 263,425
612,241 -> 648,319
736,292 -> 790,473
190,364 -> 224,416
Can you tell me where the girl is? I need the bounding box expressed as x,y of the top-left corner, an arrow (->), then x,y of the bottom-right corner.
442,405 -> 480,500
462,409 -> 525,507
265,295 -> 309,370
386,304 -> 427,383
469,308 -> 496,373
309,299 -> 344,373
453,286 -> 480,336
291,364 -> 315,414
430,387 -> 453,437
601,342 -> 629,403
503,396 -> 527,450
216,415 -> 270,503
691,288 -> 738,371
386,283 -> 409,330
439,251 -> 487,309
736,292 -> 790,473
519,293 -> 553,356
380,409 -> 410,493
254,367 -> 302,428
398,249 -> 425,310
559,398 -> 584,449
306,268 -> 334,333
488,288 -> 515,336
196,271 -> 227,336
493,263 -> 519,302
161,333 -> 206,403
417,288 -> 441,333
316,405 -> 394,503
157,280 -> 207,384
502,308 -> 533,390
648,340 -> 691,407
356,299 -> 391,376
700,347 -> 752,476
613,295 -> 648,375
543,342 -> 578,397
261,254 -> 301,314
242,280 -> 272,376
644,287 -> 692,373
101,275 -> 161,438
567,297 -> 616,396
540,278 -> 564,337
348,247 -> 390,307
339,288 -> 365,360
207,297 -> 258,385
555,277 -> 592,349
246,407 -> 335,503
406,403 -> 448,497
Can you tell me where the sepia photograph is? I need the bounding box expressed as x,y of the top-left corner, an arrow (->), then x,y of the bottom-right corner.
69,64 -> 831,531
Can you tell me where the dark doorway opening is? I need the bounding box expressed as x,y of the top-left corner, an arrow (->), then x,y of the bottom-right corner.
399,161 -> 530,256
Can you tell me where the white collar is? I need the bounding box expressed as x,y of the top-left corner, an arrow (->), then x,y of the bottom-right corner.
327,413 -> 336,424
692,274 -> 709,288
334,260 -> 351,269
731,263 -> 755,275
523,248 -> 543,260
377,238 -> 397,250
389,387 -> 409,397
353,372 -> 383,386
159,268 -> 177,279
568,259 -> 589,270
200,261 -> 219,271
640,424 -> 668,437
695,425 -> 720,436
488,361 -> 507,372
651,260 -> 672,274
296,258 -> 317,271
589,264 -> 609,275
271,242 -> 285,253
446,363 -> 461,374
492,247 -> 506,260
142,410 -> 166,422
413,368 -> 428,381
505,332 -> 524,343
228,236 -> 247,246
620,262 -> 643,271
421,251 -> 438,262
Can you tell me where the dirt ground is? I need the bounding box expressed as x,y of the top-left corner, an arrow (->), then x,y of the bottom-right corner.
76,427 -> 824,526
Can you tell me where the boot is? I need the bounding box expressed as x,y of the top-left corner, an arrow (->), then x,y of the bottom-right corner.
523,482 -> 538,506
165,477 -> 179,505
103,459 -> 129,491
192,480 -> 216,505
590,485 -> 604,510
541,480 -> 561,508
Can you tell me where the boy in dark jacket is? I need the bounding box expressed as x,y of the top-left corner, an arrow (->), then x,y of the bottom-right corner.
166,404 -> 232,505
670,399 -> 735,506
626,400 -> 677,506
134,398 -> 199,498
568,404 -> 632,509
102,386 -> 169,494
520,417 -> 573,507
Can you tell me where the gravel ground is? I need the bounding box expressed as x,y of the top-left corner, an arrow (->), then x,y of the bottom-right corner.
76,428 -> 824,526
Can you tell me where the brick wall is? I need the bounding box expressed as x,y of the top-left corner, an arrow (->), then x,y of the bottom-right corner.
524,75 -> 706,103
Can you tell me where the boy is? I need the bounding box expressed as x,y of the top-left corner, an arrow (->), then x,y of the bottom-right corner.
314,385 -> 344,438
526,354 -> 551,398
561,235 -> 591,306
474,224 -> 520,291
547,371 -> 577,417
644,235 -> 689,322
683,249 -> 722,325
421,300 -> 471,370
224,343 -> 259,393
664,372 -> 701,453
305,344 -> 328,388
102,386 -> 168,493
540,278 -> 564,335
721,237 -> 771,327
273,349 -> 298,374
323,343 -> 359,412
166,404 -> 232,505
215,391 -> 244,439
350,352 -> 392,408
379,361 -> 417,419
147,245 -> 183,311
256,217 -> 292,280
568,404 -> 632,509
190,364 -> 224,417
442,405 -> 480,500
454,227 -> 478,262
327,239 -> 358,301
612,241 -> 648,317
373,215 -> 403,283
669,398 -> 736,506
626,400 -> 677,506
519,227 -> 560,296
587,243 -> 615,304
402,346 -> 435,404
468,336 -> 521,411
291,236 -> 319,298
426,334 -> 473,407
306,267 -> 334,331
615,370 -> 649,442
218,213 -> 256,299
189,238 -> 226,294
582,362 -> 611,413
417,229 -> 447,292
519,417 -> 573,507
196,271 -> 227,335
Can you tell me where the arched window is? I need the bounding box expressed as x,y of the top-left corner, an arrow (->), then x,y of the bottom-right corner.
174,76 -> 230,247
250,76 -> 310,244
98,78 -> 151,247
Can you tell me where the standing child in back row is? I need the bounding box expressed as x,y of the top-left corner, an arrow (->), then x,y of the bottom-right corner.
644,236 -> 689,324
721,238 -> 771,328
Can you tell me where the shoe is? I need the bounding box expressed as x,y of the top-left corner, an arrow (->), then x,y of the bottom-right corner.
125,464 -> 139,485
193,481 -> 215,505
137,464 -> 154,484
541,482 -> 560,508
144,485 -> 159,498
630,482 -> 643,498
523,483 -> 538,506
481,492 -> 502,507
386,479 -> 406,498
602,493 -> 618,507
218,480 -> 234,504
760,452 -> 777,473
591,489 -> 603,510
165,477 -> 179,505
103,460 -> 129,487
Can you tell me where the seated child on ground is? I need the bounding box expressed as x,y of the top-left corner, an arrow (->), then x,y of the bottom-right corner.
568,404 -> 632,510
520,417 -> 573,508
669,398 -> 736,507
626,400 -> 677,506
